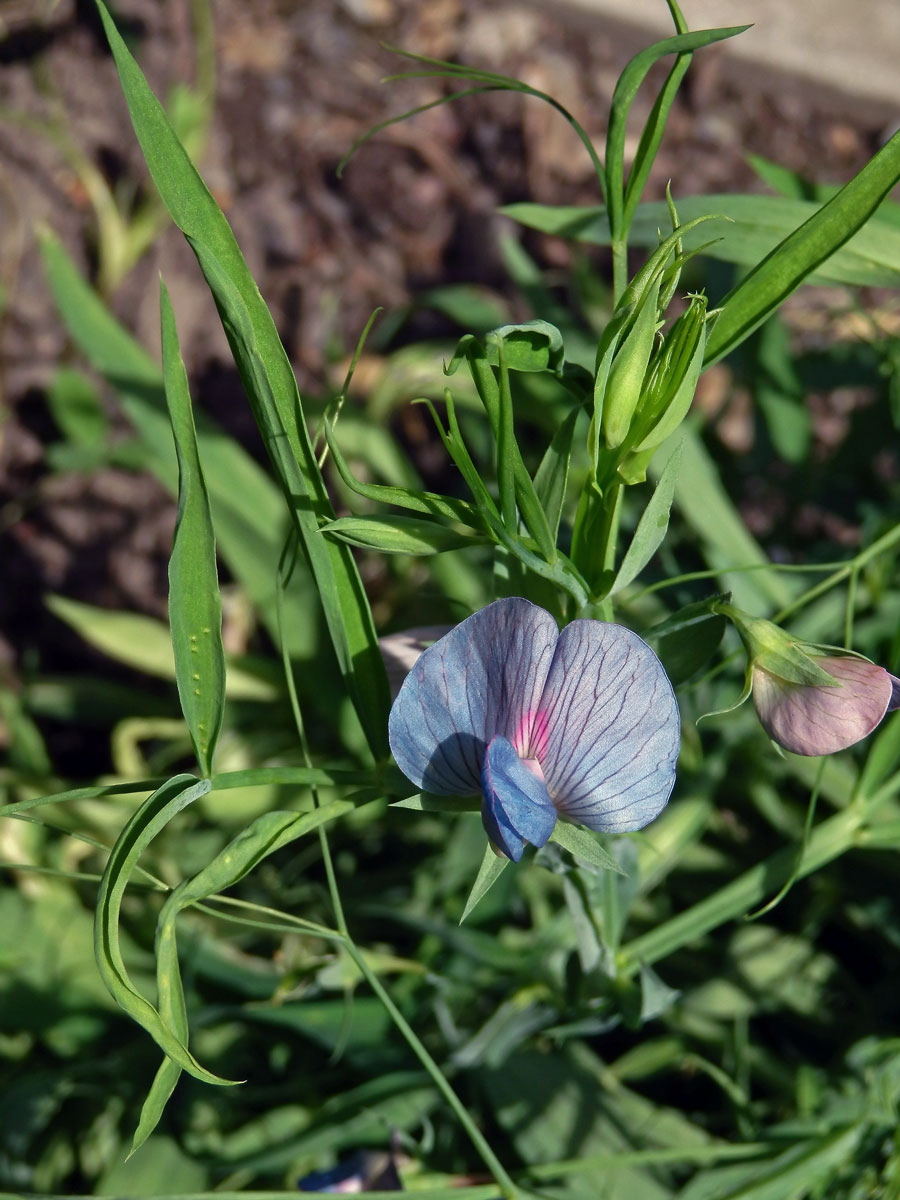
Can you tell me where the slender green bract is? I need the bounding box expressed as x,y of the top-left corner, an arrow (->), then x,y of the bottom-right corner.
95,0 -> 390,760
161,282 -> 226,776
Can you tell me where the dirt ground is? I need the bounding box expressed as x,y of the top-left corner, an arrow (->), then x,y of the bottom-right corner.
1,0 -> 895,746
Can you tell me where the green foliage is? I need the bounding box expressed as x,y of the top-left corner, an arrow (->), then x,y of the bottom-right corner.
161,283 -> 226,777
7,2 -> 900,1197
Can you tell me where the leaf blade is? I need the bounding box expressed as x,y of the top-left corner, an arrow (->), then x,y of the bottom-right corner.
161,281 -> 226,776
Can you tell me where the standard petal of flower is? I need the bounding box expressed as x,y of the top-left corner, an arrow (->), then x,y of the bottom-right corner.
536,620 -> 680,832
481,735 -> 558,861
388,597 -> 558,794
753,656 -> 895,755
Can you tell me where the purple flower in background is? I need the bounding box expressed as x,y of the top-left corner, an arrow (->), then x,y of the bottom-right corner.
753,655 -> 900,756
388,597 -> 680,861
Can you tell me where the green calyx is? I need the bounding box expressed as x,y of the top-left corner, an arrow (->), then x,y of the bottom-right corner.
713,602 -> 841,688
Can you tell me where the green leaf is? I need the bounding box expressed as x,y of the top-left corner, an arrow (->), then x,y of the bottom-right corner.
38,231 -> 314,658
533,408 -> 579,542
605,24 -> 749,241
324,420 -> 483,528
502,193 -> 900,290
646,595 -> 728,686
46,595 -> 276,700
494,336 -> 518,533
551,821 -> 624,874
320,514 -> 487,555
483,319 -> 565,374
659,428 -> 796,611
93,773 -> 238,1085
621,5 -> 690,229
707,125 -> 900,362
610,440 -> 682,596
447,336 -> 557,562
161,281 -> 226,776
46,367 -> 109,447
95,0 -> 390,759
131,1058 -> 184,1157
460,843 -> 510,924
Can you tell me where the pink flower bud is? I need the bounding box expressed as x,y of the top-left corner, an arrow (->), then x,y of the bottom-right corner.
752,656 -> 900,756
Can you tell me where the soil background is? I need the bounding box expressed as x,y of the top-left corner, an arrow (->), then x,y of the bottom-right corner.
1,0 -> 897,765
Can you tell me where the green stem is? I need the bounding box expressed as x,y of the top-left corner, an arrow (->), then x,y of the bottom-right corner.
773,520 -> 900,624
611,238 -> 629,305
275,542 -> 520,1197
343,940 -> 522,1199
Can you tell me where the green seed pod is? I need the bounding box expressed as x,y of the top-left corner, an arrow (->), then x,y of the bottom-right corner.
635,293 -> 707,452
601,277 -> 662,450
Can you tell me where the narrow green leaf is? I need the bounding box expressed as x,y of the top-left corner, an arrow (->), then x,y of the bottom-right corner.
460,843 -> 510,923
502,194 -> 900,289
610,440 -> 683,596
95,0 -> 390,759
621,8 -> 690,229
484,320 -> 565,374
605,25 -> 749,240
210,765 -> 378,791
134,808 -> 349,1151
533,408 -> 579,542
660,429 -> 796,611
551,821 -> 624,874
161,281 -> 225,776
38,230 -> 313,657
707,125 -> 900,363
46,367 -> 109,447
93,773 -> 238,1085
131,1058 -> 183,1156
448,337 -> 557,561
647,595 -> 727,686
0,779 -> 162,820
321,514 -> 487,555
324,420 -> 483,527
46,595 -> 276,700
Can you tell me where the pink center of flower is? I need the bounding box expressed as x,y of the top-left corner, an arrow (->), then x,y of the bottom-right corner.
512,709 -> 551,763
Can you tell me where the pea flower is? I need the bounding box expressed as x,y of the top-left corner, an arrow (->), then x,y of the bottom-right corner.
715,602 -> 900,756
388,597 -> 680,861
753,655 -> 900,756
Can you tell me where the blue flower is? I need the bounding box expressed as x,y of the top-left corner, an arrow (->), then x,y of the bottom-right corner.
388,597 -> 680,861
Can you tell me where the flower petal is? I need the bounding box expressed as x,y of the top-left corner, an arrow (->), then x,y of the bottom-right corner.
388,598 -> 558,794
535,620 -> 680,832
753,656 -> 894,755
481,735 -> 558,861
